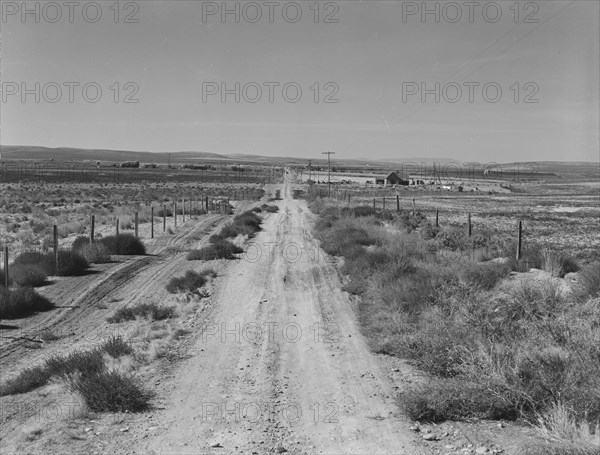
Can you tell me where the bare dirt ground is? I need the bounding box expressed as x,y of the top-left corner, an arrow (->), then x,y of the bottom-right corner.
2,174 -> 560,455
81,176 -> 428,455
0,177 -> 429,454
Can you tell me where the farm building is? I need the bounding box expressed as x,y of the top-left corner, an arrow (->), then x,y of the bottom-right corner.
375,171 -> 409,186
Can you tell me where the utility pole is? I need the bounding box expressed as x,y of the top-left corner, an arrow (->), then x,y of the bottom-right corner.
322,151 -> 335,197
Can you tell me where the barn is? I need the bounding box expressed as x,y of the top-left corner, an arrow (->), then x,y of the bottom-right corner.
382,171 -> 409,186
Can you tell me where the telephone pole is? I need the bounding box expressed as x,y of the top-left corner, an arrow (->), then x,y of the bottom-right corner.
322,151 -> 335,197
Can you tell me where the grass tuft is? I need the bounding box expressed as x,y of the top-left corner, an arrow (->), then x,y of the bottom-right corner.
107,302 -> 177,323
166,269 -> 216,294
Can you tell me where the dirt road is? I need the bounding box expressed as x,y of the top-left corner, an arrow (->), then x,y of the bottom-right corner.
105,176 -> 426,455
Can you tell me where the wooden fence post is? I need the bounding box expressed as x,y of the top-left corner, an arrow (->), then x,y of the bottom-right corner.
373,198 -> 375,209
412,198 -> 416,217
116,217 -> 119,236
205,196 -> 209,213
90,215 -> 95,244
3,246 -> 9,287
468,212 -> 472,237
151,207 -> 154,239
53,225 -> 59,272
435,209 -> 439,227
163,204 -> 166,232
516,220 -> 523,260
182,199 -> 185,222
396,195 -> 400,212
174,201 -> 177,227
134,212 -> 139,238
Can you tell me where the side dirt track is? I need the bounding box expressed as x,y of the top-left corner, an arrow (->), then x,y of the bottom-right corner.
0,203 -> 254,373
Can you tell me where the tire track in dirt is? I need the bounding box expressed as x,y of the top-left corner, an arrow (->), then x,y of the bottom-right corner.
0,203 -> 255,373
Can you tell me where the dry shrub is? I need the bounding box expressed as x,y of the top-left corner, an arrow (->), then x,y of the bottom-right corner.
5,264 -> 48,287
79,243 -> 111,263
100,234 -> 146,255
401,379 -> 519,422
68,371 -> 152,413
166,269 -> 215,294
0,286 -> 54,319
107,302 -> 177,323
460,261 -> 511,290
187,240 -> 242,260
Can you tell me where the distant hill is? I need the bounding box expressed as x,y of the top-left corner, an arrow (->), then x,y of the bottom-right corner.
0,145 -> 458,166
0,146 -> 597,181
0,146 -> 230,163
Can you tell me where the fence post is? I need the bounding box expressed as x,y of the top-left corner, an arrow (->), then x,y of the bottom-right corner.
468,212 -> 472,237
90,215 -> 95,244
53,225 -> 59,272
373,198 -> 375,209
174,201 -> 178,227
205,196 -> 209,213
151,207 -> 154,239
182,199 -> 185,222
412,198 -> 415,217
189,199 -> 192,218
3,246 -> 8,287
163,204 -> 166,232
516,220 -> 523,260
135,212 -> 139,238
116,217 -> 119,236
383,197 -> 386,210
396,195 -> 400,212
435,209 -> 439,227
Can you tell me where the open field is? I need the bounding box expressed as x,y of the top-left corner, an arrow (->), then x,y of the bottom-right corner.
0,163 -> 598,455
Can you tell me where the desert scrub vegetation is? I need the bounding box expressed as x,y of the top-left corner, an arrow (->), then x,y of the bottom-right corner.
310,196 -> 600,447
211,210 -> 263,241
188,213 -> 259,261
72,236 -> 112,263
0,336 -> 151,412
99,234 -> 146,255
0,285 -> 54,319
13,250 -> 90,276
187,240 -> 243,260
107,302 -> 177,323
166,269 -> 216,294
0,263 -> 48,287
260,203 -> 279,213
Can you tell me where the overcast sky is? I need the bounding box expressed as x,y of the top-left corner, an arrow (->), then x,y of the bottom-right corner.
1,0 -> 598,162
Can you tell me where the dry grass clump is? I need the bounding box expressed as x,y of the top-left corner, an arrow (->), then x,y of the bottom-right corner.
187,240 -> 242,260
0,336 -> 152,413
99,234 -> 146,255
1,264 -> 48,287
107,302 -> 177,323
166,269 -> 216,294
211,210 -> 263,241
0,286 -> 54,319
13,250 -> 89,276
